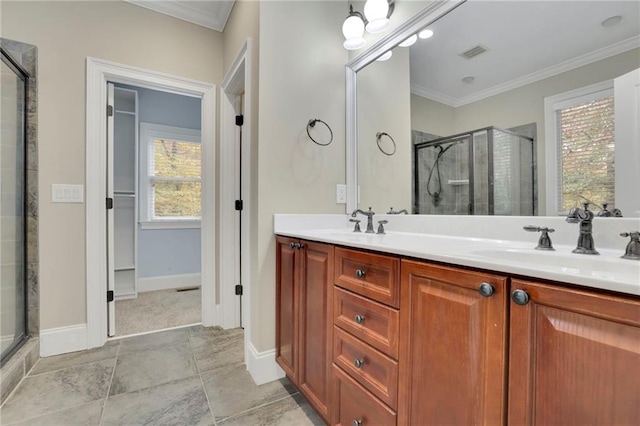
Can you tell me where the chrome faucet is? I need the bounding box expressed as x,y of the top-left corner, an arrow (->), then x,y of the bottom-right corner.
351,207 -> 375,233
566,202 -> 599,255
387,207 -> 408,214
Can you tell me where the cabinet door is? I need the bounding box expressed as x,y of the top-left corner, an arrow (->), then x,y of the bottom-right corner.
275,236 -> 300,381
398,260 -> 508,426
509,279 -> 640,425
298,241 -> 333,422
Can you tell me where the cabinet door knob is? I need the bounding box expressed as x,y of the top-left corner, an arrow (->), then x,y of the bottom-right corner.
289,242 -> 295,249
297,243 -> 304,249
354,314 -> 365,324
512,289 -> 530,305
353,420 -> 363,426
478,283 -> 495,297
354,358 -> 364,368
355,269 -> 366,278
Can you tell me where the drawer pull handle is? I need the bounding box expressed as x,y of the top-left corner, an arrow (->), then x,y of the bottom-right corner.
353,420 -> 363,426
478,283 -> 495,297
512,289 -> 530,305
354,314 -> 365,324
354,358 -> 364,368
355,269 -> 366,278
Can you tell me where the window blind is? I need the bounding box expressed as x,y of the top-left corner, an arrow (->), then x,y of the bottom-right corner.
556,96 -> 615,211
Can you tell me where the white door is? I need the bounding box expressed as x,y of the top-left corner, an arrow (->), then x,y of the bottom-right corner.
614,68 -> 640,217
107,82 -> 116,336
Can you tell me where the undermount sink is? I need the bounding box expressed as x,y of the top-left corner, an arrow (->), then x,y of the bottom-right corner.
471,248 -> 640,282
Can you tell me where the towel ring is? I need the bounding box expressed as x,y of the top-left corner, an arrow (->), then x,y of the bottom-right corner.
376,132 -> 396,156
306,119 -> 333,146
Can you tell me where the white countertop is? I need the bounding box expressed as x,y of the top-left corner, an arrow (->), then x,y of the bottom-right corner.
274,214 -> 640,297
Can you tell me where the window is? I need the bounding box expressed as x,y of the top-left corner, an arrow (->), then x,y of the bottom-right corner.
544,81 -> 615,215
139,123 -> 202,229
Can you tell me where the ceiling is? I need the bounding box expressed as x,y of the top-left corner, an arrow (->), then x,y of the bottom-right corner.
124,0 -> 235,32
409,0 -> 640,107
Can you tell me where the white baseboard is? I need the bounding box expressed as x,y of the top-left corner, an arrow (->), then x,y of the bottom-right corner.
246,341 -> 285,386
40,324 -> 88,357
214,304 -> 221,327
138,273 -> 201,293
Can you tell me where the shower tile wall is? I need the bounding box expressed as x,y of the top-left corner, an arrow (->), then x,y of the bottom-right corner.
0,37 -> 39,404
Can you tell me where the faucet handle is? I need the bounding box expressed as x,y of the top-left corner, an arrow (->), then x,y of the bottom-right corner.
523,226 -> 555,250
620,231 -> 640,260
349,218 -> 361,233
377,220 -> 388,235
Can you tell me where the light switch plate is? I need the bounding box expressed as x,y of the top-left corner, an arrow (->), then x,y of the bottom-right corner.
52,184 -> 84,203
336,184 -> 346,204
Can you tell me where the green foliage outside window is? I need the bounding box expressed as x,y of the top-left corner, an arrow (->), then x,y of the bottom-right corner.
560,96 -> 615,211
152,139 -> 201,218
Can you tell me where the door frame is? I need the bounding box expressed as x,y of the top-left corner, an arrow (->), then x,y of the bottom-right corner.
86,57 -> 216,348
220,39 -> 253,346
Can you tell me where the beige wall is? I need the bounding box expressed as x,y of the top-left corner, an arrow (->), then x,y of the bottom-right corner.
411,48 -> 640,214
358,47 -> 412,210
410,94 -> 454,137
255,1 -> 347,351
0,1 -> 223,330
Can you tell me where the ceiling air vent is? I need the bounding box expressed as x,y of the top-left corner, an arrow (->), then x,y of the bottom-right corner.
459,44 -> 488,59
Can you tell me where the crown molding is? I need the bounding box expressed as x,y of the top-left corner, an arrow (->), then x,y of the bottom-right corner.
124,0 -> 234,32
412,36 -> 640,108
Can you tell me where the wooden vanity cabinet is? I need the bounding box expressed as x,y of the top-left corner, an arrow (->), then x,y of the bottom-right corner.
275,236 -> 333,423
508,279 -> 640,425
398,260 -> 509,426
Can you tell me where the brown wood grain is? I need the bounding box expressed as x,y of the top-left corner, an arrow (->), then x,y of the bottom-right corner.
335,247 -> 400,308
397,259 -> 508,426
508,278 -> 640,425
275,236 -> 299,382
333,287 -> 399,359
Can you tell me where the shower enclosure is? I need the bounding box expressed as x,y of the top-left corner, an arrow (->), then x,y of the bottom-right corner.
1,48 -> 28,363
414,126 -> 535,215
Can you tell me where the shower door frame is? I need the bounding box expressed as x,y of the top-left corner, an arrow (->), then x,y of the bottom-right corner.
413,126 -> 534,215
0,48 -> 29,365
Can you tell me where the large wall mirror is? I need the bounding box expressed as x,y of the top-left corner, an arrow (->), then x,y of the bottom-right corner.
346,0 -> 640,217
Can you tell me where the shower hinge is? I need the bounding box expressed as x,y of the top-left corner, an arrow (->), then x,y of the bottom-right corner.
107,105 -> 113,117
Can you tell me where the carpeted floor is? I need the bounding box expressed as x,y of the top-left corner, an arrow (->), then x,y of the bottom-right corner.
115,288 -> 201,337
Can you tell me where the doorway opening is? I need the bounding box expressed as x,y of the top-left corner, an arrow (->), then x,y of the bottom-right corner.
107,83 -> 203,337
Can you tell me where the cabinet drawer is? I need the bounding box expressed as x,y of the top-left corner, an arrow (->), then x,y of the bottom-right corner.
335,248 -> 400,308
334,287 -> 399,359
333,364 -> 396,426
334,326 -> 398,409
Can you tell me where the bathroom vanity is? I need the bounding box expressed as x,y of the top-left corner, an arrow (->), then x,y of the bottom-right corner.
275,215 -> 640,425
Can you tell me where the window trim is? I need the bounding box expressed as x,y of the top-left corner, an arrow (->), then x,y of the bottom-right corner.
139,122 -> 202,229
543,80 -> 613,216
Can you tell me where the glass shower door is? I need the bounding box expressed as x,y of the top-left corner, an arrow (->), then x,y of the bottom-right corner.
1,52 -> 27,361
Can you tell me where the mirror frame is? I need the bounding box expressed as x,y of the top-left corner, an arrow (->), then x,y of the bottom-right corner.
345,0 -> 467,212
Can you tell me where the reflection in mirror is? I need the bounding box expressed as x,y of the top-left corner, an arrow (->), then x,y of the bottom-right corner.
352,0 -> 640,216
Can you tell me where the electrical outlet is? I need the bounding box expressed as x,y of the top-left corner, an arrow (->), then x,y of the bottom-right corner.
336,184 -> 346,204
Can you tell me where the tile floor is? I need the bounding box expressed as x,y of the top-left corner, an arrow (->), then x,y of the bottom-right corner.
0,326 -> 324,425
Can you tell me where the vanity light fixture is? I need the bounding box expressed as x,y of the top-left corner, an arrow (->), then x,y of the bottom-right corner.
418,29 -> 434,39
342,1 -> 395,49
399,34 -> 418,47
342,5 -> 366,50
376,50 -> 393,61
364,0 -> 393,33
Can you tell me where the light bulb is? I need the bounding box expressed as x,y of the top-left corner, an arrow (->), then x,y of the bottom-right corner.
342,14 -> 366,50
399,34 -> 418,47
418,29 -> 434,39
364,0 -> 390,34
376,51 -> 393,61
